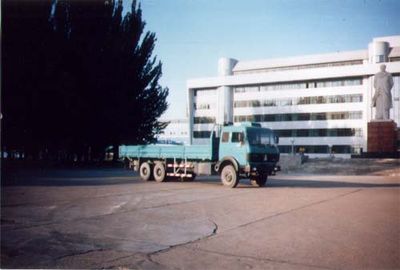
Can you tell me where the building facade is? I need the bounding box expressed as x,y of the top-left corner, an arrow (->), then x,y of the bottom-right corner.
187,36 -> 400,158
157,119 -> 190,145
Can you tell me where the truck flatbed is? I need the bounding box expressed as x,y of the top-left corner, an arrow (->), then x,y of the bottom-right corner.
119,144 -> 213,161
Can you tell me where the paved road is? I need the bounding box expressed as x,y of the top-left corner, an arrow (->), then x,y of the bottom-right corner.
1,168 -> 399,269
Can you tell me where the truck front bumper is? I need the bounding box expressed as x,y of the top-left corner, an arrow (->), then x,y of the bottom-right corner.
244,162 -> 279,176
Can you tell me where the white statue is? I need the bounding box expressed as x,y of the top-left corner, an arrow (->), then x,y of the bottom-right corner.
372,64 -> 393,120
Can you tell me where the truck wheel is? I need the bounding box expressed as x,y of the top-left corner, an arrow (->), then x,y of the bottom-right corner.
250,175 -> 267,187
139,162 -> 152,181
221,165 -> 239,188
153,163 -> 167,182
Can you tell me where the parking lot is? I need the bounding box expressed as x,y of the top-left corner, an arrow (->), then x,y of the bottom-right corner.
1,168 -> 399,269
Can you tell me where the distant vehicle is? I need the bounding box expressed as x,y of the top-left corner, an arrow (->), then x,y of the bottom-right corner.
119,122 -> 280,188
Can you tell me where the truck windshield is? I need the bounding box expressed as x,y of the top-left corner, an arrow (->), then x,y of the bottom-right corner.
247,129 -> 271,146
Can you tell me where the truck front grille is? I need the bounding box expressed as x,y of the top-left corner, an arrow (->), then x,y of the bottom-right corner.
267,153 -> 280,162
247,153 -> 266,162
248,153 -> 280,163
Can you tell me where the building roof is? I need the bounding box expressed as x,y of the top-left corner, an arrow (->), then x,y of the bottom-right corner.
233,50 -> 368,72
373,35 -> 400,47
389,47 -> 400,58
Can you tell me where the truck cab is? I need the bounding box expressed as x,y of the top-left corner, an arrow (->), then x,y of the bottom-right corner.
214,122 -> 280,187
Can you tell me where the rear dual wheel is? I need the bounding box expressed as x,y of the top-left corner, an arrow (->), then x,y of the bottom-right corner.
139,162 -> 153,181
153,163 -> 167,182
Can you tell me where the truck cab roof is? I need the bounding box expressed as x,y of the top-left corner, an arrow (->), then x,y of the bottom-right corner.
222,122 -> 264,132
234,122 -> 261,127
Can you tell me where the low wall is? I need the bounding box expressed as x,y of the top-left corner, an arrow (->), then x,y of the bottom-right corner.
277,154 -> 304,171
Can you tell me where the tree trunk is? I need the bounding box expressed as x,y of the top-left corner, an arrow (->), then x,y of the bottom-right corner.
112,143 -> 119,162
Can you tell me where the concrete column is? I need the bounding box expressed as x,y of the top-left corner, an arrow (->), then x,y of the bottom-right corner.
216,58 -> 237,125
218,57 -> 237,76
216,86 -> 233,125
187,88 -> 194,145
368,41 -> 389,63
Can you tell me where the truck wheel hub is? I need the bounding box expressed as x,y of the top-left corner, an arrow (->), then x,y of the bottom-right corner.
225,173 -> 232,182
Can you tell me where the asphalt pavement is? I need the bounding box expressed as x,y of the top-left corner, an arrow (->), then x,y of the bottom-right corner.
1,168 -> 399,269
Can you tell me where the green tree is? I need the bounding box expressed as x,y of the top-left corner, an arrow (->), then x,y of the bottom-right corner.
2,0 -> 54,159
2,0 -> 169,161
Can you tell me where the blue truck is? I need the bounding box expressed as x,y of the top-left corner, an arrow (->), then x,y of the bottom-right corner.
119,122 -> 280,188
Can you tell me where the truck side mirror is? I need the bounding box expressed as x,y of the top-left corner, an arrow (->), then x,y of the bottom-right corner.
237,135 -> 244,147
274,136 -> 279,144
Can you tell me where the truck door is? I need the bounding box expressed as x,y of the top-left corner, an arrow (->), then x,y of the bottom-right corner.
219,131 -> 247,165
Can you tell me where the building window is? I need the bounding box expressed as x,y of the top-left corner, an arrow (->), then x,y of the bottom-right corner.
278,145 -> 354,154
278,130 -> 293,137
296,130 -> 308,137
233,111 -> 362,123
193,131 -> 211,138
194,117 -> 216,124
332,145 -> 351,154
375,55 -> 385,63
233,94 -> 363,108
194,88 -> 216,97
194,103 -> 212,110
245,86 -> 259,92
234,77 -> 362,93
235,87 -> 245,93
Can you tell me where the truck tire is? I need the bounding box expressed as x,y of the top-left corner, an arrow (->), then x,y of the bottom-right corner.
139,162 -> 152,181
221,165 -> 239,188
250,175 -> 267,187
153,162 -> 167,182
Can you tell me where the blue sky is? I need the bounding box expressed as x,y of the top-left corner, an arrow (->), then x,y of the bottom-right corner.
124,0 -> 400,119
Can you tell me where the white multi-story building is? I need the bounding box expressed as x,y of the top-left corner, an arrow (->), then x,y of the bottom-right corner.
157,119 -> 190,145
187,36 -> 400,158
